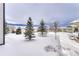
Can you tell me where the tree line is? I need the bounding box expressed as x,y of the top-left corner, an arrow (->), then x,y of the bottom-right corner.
5,17 -> 58,40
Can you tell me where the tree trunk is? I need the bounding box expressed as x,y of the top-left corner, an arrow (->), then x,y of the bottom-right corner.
55,32 -> 57,40
42,32 -> 43,37
29,35 -> 31,40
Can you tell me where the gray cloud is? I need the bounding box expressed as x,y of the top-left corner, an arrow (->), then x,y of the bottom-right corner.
5,3 -> 79,26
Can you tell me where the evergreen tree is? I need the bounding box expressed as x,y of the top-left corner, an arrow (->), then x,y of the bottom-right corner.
16,27 -> 21,34
38,19 -> 47,36
24,17 -> 34,40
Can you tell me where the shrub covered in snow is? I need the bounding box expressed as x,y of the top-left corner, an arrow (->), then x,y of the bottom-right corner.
16,27 -> 22,34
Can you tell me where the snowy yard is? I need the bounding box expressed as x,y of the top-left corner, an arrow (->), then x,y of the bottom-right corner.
0,32 -> 79,56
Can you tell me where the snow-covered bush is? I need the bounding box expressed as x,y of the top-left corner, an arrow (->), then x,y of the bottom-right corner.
16,27 -> 22,34
5,23 -> 9,34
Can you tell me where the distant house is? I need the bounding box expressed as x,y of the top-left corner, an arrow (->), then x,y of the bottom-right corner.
70,19 -> 79,32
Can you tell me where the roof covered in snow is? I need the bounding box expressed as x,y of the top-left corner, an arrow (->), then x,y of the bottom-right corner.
70,19 -> 79,24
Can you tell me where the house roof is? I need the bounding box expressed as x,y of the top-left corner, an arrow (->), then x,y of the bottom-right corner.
70,19 -> 79,24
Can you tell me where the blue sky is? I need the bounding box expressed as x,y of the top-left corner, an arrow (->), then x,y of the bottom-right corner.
5,3 -> 79,27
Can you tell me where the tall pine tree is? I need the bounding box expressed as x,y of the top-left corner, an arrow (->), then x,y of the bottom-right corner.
24,17 -> 34,40
38,19 -> 47,37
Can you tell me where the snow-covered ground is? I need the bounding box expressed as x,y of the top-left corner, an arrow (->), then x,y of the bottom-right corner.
58,32 -> 79,56
0,32 -> 79,56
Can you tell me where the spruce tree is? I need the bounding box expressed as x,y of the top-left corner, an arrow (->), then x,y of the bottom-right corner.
16,27 -> 21,34
24,17 -> 34,40
38,19 -> 47,37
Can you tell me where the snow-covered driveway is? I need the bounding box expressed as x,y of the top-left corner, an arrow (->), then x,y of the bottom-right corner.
58,32 -> 79,56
